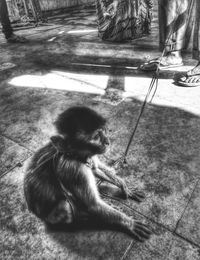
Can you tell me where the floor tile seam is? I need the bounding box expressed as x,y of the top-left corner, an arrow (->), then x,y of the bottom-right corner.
120,234 -> 173,260
0,132 -> 34,153
120,226 -> 200,260
173,230 -> 200,249
110,198 -> 200,253
52,70 -> 106,89
0,155 -> 32,179
119,241 -> 134,260
165,224 -> 200,258
169,178 -> 200,248
107,195 -> 177,234
173,177 -> 200,234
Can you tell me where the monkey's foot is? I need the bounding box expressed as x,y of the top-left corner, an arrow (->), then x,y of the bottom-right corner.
127,189 -> 145,203
130,221 -> 152,242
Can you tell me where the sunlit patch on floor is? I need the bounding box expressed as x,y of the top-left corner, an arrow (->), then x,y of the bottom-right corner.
9,71 -> 108,95
8,68 -> 200,115
47,37 -> 57,42
123,74 -> 200,116
67,29 -> 97,34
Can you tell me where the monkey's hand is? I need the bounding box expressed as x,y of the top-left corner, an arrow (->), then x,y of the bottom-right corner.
117,180 -> 145,203
127,188 -> 145,203
130,221 -> 152,242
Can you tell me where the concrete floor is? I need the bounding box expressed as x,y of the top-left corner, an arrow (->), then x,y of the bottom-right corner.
1,3 -> 200,260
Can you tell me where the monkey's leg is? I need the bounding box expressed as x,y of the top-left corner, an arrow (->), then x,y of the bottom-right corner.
98,181 -> 145,203
98,181 -> 127,198
96,158 -> 145,202
75,166 -> 151,241
45,199 -> 89,225
94,161 -> 130,198
45,200 -> 74,225
95,168 -> 145,203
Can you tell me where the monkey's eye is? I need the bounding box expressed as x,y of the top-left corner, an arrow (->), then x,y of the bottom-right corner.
93,133 -> 100,141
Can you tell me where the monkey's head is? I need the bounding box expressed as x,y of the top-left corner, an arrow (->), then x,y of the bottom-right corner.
51,106 -> 110,157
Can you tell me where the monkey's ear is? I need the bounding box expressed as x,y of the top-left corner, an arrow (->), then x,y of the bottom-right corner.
50,135 -> 66,153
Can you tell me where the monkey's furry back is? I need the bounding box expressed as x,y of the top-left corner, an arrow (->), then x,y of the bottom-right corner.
24,106 -> 107,220
24,143 -> 63,218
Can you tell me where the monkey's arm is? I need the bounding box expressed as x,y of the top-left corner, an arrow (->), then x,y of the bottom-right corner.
93,167 -> 120,186
93,157 -> 145,202
92,156 -> 120,184
92,156 -> 129,197
71,165 -> 151,242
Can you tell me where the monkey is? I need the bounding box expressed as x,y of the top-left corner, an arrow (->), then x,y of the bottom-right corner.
23,106 -> 152,242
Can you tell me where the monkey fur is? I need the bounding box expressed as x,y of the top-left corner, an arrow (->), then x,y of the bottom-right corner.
24,106 -> 151,241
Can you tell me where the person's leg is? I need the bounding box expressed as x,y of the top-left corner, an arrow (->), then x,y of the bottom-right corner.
0,0 -> 13,39
0,0 -> 27,43
192,0 -> 200,62
174,0 -> 200,87
140,0 -> 190,71
174,61 -> 200,87
160,0 -> 189,57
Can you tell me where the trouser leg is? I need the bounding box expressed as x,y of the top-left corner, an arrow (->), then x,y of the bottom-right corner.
0,0 -> 13,39
192,0 -> 200,60
159,0 -> 190,52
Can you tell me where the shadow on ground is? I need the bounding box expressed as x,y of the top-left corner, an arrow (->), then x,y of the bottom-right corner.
0,2 -> 200,260
0,90 -> 200,259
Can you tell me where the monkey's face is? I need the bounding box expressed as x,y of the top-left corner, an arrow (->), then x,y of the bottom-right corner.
75,127 -> 110,155
89,128 -> 110,154
55,106 -> 109,156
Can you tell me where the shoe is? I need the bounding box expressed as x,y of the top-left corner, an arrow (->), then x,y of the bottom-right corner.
7,34 -> 28,43
174,63 -> 200,87
139,56 -> 183,71
175,75 -> 200,87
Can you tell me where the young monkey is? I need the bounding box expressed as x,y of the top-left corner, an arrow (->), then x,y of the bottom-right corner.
24,106 -> 151,242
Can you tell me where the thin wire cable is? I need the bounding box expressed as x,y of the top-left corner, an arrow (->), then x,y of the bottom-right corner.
114,0 -> 188,165
114,73 -> 159,165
